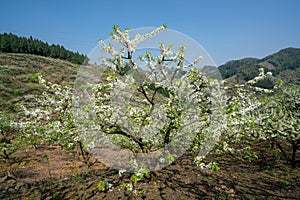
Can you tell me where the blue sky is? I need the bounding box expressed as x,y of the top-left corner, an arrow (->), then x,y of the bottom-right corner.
1,0 -> 300,66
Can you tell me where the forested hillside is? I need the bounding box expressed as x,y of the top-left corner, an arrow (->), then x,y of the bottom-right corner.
219,47 -> 300,87
0,33 -> 87,64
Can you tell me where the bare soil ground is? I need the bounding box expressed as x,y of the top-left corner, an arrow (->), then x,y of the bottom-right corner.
0,142 -> 299,200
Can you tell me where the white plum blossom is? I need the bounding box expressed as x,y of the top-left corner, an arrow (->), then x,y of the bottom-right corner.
73,25 -> 226,171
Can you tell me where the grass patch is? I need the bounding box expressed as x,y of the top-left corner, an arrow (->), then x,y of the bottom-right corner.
0,53 -> 80,111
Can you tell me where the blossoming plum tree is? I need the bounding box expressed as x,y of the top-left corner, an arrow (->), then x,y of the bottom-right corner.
73,24 -> 226,171
17,76 -> 77,150
222,70 -> 299,168
260,85 -> 300,168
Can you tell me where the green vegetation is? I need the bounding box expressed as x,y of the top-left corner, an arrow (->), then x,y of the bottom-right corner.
0,52 -> 79,111
0,33 -> 87,64
0,110 -> 22,161
219,57 -> 259,80
219,47 -> 300,87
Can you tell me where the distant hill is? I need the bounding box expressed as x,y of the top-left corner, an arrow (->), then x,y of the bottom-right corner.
218,47 -> 300,87
0,33 -> 87,64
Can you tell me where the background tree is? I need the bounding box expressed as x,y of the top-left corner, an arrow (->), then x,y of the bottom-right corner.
0,33 -> 87,64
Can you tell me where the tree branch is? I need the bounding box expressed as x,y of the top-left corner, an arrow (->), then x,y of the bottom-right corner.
138,85 -> 154,105
102,122 -> 146,153
272,138 -> 289,163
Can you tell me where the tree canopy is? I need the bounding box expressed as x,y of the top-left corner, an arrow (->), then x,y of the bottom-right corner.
0,33 -> 87,64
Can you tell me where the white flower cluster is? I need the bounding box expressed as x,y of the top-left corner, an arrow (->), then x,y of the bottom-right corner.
98,24 -> 167,72
17,75 -> 77,149
247,68 -> 272,85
